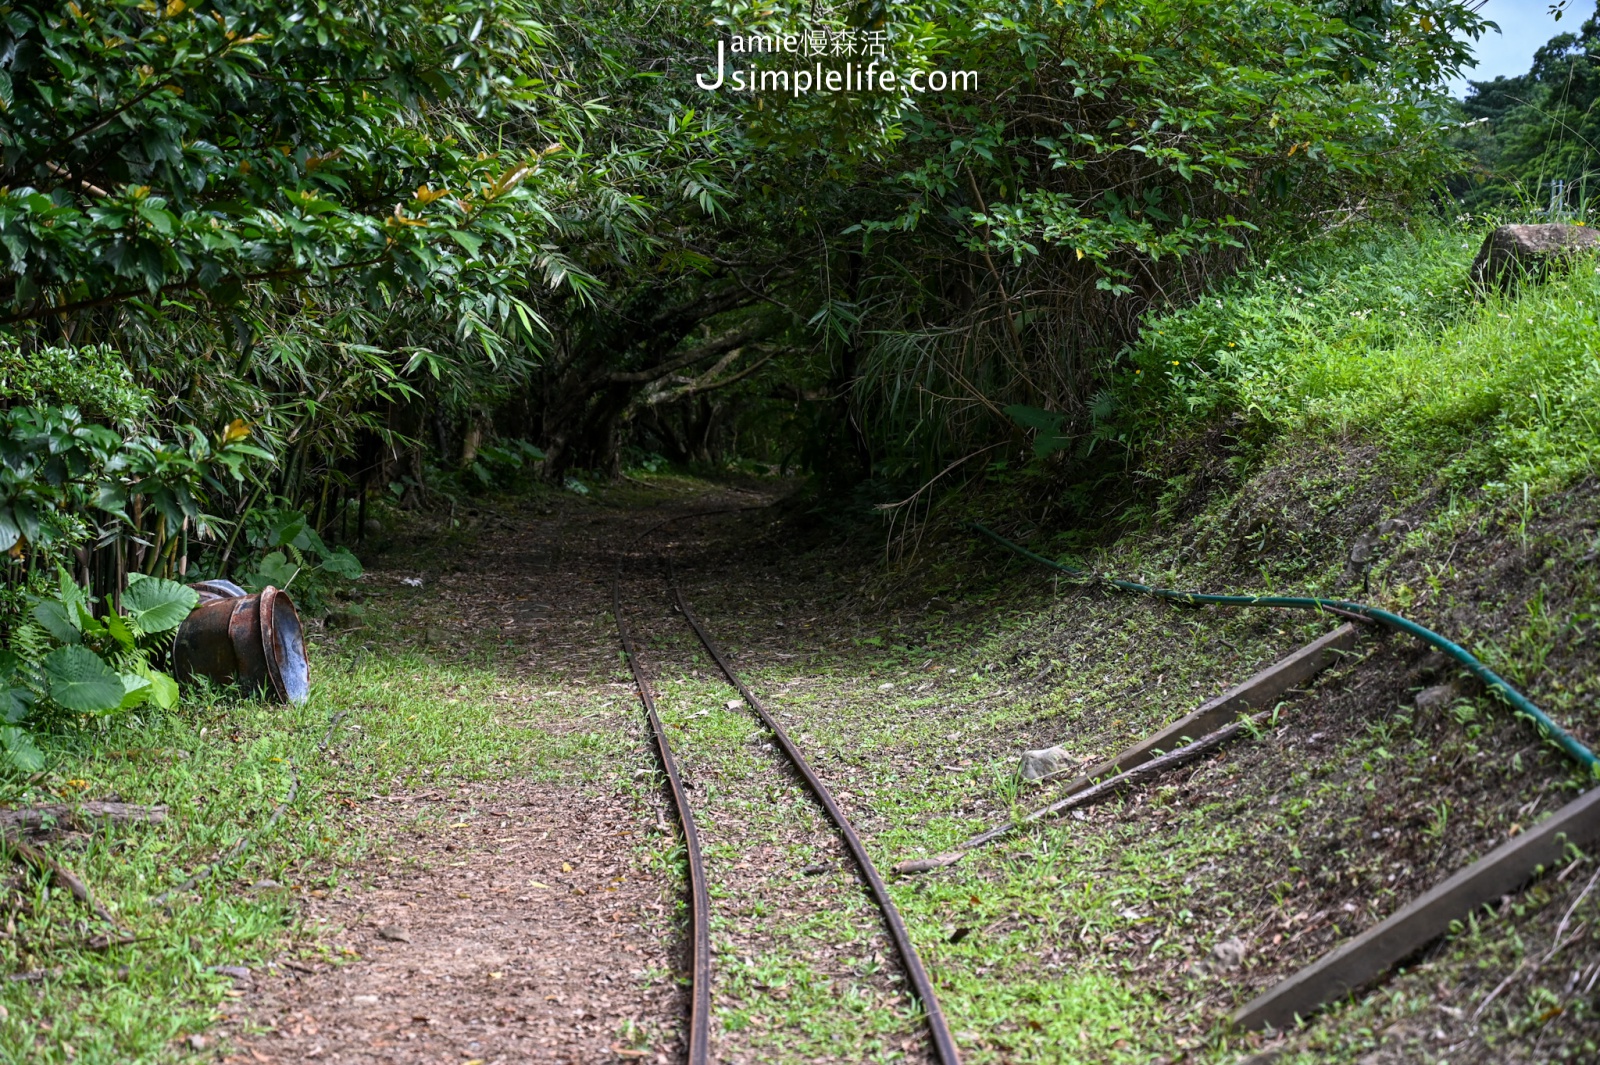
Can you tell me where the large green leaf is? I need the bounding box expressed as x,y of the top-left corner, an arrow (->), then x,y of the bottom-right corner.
31,601 -> 81,645
145,670 -> 179,712
42,646 -> 124,714
319,546 -> 364,580
0,727 -> 44,774
74,600 -> 109,640
243,551 -> 300,592
54,565 -> 87,621
1004,404 -> 1072,458
0,686 -> 32,725
104,608 -> 137,653
117,673 -> 152,711
122,575 -> 199,635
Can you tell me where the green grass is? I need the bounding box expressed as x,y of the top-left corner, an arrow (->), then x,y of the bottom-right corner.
0,614 -> 631,1064
1126,222 -> 1600,503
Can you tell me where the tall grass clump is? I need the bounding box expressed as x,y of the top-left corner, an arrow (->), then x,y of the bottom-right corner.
1123,223 -> 1600,501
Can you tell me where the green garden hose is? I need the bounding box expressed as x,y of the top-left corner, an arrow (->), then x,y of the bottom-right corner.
971,522 -> 1600,777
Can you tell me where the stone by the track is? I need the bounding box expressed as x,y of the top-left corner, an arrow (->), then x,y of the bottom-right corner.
1470,223 -> 1600,291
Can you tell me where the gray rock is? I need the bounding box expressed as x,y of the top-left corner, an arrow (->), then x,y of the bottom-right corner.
1018,746 -> 1069,782
1471,223 -> 1600,291
1211,936 -> 1248,971
1415,682 -> 1461,711
1411,650 -> 1453,681
1349,519 -> 1410,569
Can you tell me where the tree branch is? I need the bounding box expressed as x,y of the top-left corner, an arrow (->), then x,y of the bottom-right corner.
603,318 -> 772,384
0,255 -> 388,326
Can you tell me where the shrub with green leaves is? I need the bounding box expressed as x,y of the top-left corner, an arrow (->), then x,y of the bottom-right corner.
0,404 -> 269,573
0,567 -> 197,773
236,508 -> 363,614
467,440 -> 546,491
0,341 -> 152,425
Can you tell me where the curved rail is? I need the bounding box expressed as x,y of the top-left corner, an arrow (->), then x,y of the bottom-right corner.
671,576 -> 964,1065
612,576 -> 712,1065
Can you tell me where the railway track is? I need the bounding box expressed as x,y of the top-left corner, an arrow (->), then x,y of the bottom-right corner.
612,543 -> 960,1065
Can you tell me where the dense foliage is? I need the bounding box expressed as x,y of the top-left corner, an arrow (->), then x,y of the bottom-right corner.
721,0 -> 1486,490
0,0 -> 1502,765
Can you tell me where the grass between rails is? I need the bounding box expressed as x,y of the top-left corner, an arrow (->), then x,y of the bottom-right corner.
667,557 -> 1321,1063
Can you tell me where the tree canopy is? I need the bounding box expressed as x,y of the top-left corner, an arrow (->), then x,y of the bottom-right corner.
0,0 -> 1488,599
1458,1 -> 1600,211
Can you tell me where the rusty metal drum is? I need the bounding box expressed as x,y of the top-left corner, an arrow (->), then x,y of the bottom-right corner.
173,584 -> 310,704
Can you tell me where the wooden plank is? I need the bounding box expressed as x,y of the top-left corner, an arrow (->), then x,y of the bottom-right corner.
1042,623 -> 1358,792
0,802 -> 168,833
894,623 -> 1362,876
1234,784 -> 1600,1031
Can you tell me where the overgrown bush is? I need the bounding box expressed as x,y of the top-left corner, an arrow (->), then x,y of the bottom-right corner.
721,0 -> 1491,488
1115,222 -> 1600,501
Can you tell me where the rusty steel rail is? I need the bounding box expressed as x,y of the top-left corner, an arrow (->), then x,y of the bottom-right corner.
670,576 -> 963,1065
612,576 -> 712,1065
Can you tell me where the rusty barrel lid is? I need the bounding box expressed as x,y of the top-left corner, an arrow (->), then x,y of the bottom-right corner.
259,587 -> 310,704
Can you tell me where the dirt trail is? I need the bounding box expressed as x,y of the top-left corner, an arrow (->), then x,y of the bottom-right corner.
226,781 -> 674,1064
223,488 -> 782,1065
